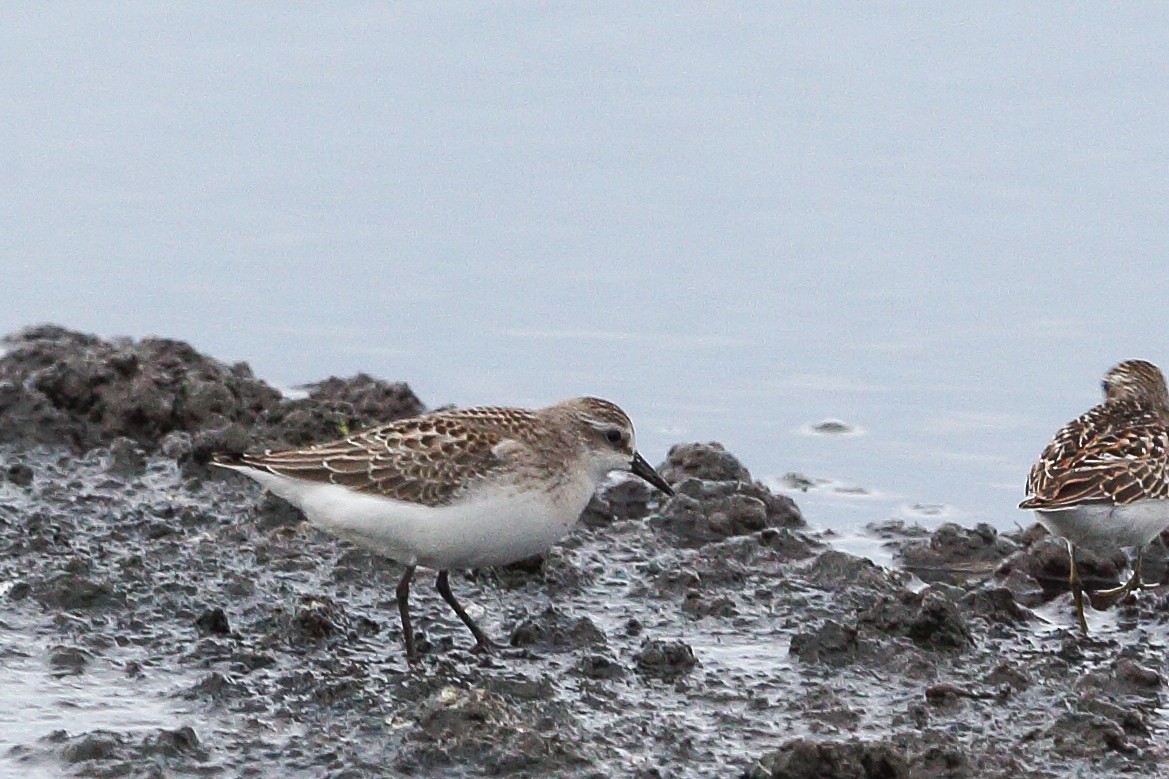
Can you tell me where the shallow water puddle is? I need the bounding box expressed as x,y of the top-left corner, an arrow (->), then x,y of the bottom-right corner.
688,633 -> 793,677
0,630 -> 196,773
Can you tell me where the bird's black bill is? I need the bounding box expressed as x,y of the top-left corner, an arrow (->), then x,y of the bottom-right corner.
630,451 -> 674,496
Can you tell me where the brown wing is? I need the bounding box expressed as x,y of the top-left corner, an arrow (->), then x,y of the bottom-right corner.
1022,400 -> 1169,509
227,406 -> 538,506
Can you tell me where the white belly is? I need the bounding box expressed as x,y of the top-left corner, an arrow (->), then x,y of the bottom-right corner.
235,467 -> 595,569
1034,499 -> 1169,553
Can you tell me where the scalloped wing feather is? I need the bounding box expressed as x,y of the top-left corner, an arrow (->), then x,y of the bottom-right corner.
1022,400 -> 1169,509
233,407 -> 539,506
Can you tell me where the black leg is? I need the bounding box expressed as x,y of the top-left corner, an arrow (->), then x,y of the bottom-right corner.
396,565 -> 418,660
435,570 -> 492,653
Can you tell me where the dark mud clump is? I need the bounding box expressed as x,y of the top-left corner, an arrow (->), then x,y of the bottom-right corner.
633,638 -> 698,680
892,521 -> 1018,585
653,442 -> 804,546
509,607 -> 606,652
0,324 -> 424,460
744,739 -> 908,779
5,327 -> 1169,778
274,372 -> 425,449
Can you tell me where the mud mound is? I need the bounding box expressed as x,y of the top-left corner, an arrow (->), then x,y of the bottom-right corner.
4,330 -> 1169,778
5,435 -> 1169,777
895,522 -> 1018,585
0,325 -> 424,458
653,442 -> 804,546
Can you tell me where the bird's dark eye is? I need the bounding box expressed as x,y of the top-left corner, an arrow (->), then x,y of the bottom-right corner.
605,428 -> 624,446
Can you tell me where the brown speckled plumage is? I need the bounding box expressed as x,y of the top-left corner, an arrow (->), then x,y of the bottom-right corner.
216,397 -> 636,507
214,395 -> 670,659
1021,360 -> 1169,510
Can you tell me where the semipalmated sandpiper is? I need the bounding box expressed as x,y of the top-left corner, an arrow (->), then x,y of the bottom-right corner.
215,397 -> 674,659
1020,360 -> 1169,632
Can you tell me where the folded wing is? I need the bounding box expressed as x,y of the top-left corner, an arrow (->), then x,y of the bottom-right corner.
1022,401 -> 1169,509
219,410 -> 531,507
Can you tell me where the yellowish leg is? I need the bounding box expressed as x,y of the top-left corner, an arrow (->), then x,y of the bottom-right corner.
1090,550 -> 1145,609
1068,541 -> 1089,634
1131,550 -> 1160,590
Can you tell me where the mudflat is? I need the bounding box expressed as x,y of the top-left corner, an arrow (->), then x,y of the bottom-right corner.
1,326 -> 1167,777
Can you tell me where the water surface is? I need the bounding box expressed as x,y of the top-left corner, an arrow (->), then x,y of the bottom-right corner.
5,4 -> 1169,530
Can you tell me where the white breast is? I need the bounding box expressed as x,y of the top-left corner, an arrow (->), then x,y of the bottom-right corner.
1033,499 -> 1169,553
231,466 -> 597,570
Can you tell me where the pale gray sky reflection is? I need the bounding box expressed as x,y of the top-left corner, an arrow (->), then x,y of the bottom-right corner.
5,4 -> 1169,530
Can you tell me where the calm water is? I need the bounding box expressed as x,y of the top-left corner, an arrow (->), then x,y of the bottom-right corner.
5,4 -> 1169,532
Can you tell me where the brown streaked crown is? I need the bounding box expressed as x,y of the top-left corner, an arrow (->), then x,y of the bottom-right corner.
1101,359 -> 1169,410
552,396 -> 637,455
1021,360 -> 1169,510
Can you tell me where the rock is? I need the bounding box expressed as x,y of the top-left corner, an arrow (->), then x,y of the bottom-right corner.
579,493 -> 617,527
302,372 -> 423,426
986,662 -> 1032,692
860,589 -> 972,652
0,326 -> 424,456
682,589 -> 737,619
577,653 -> 626,680
757,527 -> 818,559
1047,712 -> 1129,757
777,472 -> 824,492
35,573 -> 119,611
809,419 -> 856,435
48,645 -> 92,675
653,478 -> 803,547
159,430 -> 194,461
914,744 -> 969,777
792,686 -> 862,730
790,621 -> 860,666
509,608 -> 606,652
268,373 -> 423,448
141,726 -> 202,758
633,639 -> 697,680
184,672 -> 245,702
746,739 -> 908,779
4,462 -> 34,487
906,592 -> 973,652
597,477 -> 657,520
898,522 -> 1017,585
649,442 -> 803,547
865,519 -> 931,542
959,587 -> 1031,625
1076,658 -> 1164,697
409,685 -> 584,773
292,595 -> 349,640
1112,659 -> 1164,692
5,325 -> 1167,778
806,550 -> 902,596
56,730 -> 126,764
194,607 -> 232,636
658,442 -> 751,483
1012,531 -> 1124,594
107,436 -> 146,474
1137,536 -> 1169,586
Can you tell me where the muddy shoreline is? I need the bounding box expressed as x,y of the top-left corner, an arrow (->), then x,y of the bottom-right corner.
3,326 -> 1169,778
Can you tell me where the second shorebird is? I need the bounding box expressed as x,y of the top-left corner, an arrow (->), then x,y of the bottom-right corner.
1020,360 -> 1169,633
215,397 -> 674,659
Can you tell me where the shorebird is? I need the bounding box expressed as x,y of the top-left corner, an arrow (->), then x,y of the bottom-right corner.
1020,360 -> 1169,633
215,397 -> 674,659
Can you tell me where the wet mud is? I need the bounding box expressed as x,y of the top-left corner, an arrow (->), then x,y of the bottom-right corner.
3,326 -> 1169,777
